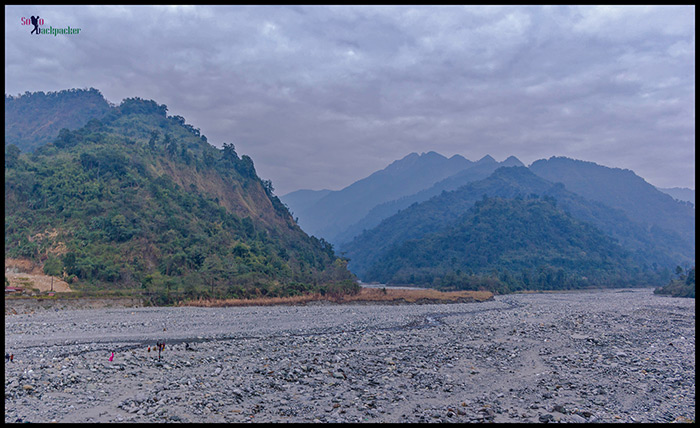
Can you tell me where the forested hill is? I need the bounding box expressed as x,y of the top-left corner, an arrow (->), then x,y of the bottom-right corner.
529,157 -> 695,244
364,197 -> 652,292
342,166 -> 690,283
5,96 -> 356,303
5,88 -> 113,152
341,166 -> 564,278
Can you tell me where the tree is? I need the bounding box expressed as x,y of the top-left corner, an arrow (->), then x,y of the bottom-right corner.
54,128 -> 75,148
675,265 -> 686,281
222,142 -> 238,162
180,144 -> 194,165
203,150 -> 215,167
62,252 -> 78,276
236,155 -> 256,178
107,214 -> 133,242
165,278 -> 177,300
202,254 -> 225,297
5,144 -> 21,168
148,130 -> 159,149
166,137 -> 179,157
261,179 -> 274,196
43,256 -> 63,277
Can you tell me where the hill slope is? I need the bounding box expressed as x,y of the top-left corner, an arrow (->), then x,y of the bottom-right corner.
529,157 -> 695,244
366,197 -> 649,292
343,166 -> 690,281
656,187 -> 695,206
5,88 -> 113,152
5,95 -> 356,303
334,155 -> 524,244
342,166 -> 562,277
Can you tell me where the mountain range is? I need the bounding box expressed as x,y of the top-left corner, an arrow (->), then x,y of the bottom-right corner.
345,166 -> 692,285
529,157 -> 694,241
282,152 -> 523,245
6,88 -> 694,295
283,152 -> 694,290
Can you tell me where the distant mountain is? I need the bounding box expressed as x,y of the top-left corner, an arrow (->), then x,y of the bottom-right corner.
5,88 -> 113,152
334,155 -> 524,244
656,187 -> 695,205
342,166 -> 561,278
282,189 -> 333,220
365,196 -> 652,291
343,166 -> 692,281
529,157 -> 695,245
279,151 -> 473,243
5,93 -> 357,303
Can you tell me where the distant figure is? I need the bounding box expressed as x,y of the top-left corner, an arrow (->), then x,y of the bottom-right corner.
147,346 -> 151,353
109,352 -> 114,362
10,354 -> 14,362
30,16 -> 40,35
5,353 -> 9,362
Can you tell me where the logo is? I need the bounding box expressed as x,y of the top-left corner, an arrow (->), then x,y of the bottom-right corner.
21,16 -> 43,34
21,15 -> 81,36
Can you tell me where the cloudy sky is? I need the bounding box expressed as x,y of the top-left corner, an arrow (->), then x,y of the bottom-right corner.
5,5 -> 695,194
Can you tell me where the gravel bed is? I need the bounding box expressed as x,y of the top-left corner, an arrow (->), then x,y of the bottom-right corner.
4,288 -> 695,423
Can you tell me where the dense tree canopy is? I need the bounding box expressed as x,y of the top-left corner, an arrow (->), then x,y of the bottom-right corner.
363,197 -> 670,293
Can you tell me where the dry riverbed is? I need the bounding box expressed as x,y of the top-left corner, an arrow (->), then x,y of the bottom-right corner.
4,288 -> 695,423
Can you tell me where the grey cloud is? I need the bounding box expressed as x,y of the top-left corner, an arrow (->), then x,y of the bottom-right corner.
4,5 -> 694,194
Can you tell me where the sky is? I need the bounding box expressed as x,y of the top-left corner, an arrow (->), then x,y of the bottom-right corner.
4,5 -> 695,195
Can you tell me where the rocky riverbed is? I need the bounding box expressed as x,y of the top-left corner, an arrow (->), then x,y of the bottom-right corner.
4,288 -> 695,423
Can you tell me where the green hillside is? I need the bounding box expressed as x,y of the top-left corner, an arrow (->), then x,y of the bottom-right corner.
5,88 -> 113,152
365,197 -> 663,293
340,166 -> 565,278
530,157 -> 695,244
342,166 -> 691,280
5,96 -> 357,304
